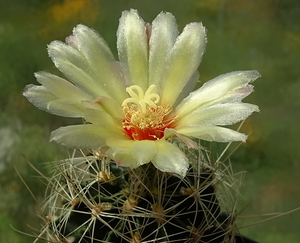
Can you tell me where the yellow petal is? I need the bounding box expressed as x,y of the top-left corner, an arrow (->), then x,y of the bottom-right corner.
176,70 -> 260,118
152,139 -> 189,177
50,124 -> 125,149
130,140 -> 157,165
160,22 -> 206,106
117,9 -> 148,90
149,12 -> 178,92
176,126 -> 248,143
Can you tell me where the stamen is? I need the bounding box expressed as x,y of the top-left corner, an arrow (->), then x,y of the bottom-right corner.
121,85 -> 177,140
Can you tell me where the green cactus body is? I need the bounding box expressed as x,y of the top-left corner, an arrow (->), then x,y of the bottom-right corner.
38,149 -> 255,243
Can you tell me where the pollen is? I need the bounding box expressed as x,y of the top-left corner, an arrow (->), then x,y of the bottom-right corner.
122,85 -> 177,140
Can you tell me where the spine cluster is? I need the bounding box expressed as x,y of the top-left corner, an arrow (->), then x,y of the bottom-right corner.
35,147 -> 248,243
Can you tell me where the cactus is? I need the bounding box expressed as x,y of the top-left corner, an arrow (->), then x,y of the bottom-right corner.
23,9 -> 260,243
34,147 -> 257,243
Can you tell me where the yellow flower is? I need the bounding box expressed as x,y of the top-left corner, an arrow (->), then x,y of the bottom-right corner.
23,9 -> 260,176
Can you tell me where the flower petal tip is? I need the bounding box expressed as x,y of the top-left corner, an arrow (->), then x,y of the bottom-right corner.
244,70 -> 261,81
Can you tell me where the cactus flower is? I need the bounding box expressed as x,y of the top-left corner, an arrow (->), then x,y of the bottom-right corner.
23,9 -> 260,176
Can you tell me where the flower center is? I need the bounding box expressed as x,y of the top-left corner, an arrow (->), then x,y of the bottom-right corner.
122,85 -> 176,140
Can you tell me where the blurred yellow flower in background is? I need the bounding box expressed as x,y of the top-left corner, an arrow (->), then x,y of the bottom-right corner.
37,0 -> 99,39
49,0 -> 98,23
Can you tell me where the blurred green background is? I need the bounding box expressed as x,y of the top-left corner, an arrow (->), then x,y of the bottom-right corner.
1,0 -> 300,242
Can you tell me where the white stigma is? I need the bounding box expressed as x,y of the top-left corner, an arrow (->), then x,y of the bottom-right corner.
122,85 -> 160,113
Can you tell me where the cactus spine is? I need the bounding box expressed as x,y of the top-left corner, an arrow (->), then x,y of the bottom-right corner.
35,146 -> 254,243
